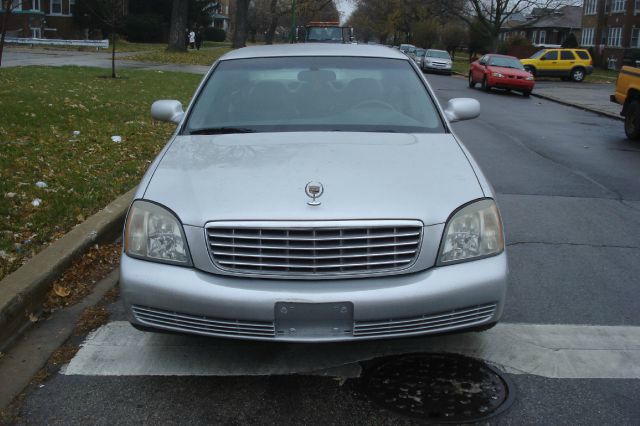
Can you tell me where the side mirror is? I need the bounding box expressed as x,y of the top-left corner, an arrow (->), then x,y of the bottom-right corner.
151,100 -> 184,124
444,98 -> 480,123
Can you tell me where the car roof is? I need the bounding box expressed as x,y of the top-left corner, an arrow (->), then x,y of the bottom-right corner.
220,43 -> 409,61
486,53 -> 517,58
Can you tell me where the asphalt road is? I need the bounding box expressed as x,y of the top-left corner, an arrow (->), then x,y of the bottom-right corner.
10,74 -> 640,425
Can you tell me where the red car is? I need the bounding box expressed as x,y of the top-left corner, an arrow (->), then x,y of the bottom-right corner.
469,54 -> 535,97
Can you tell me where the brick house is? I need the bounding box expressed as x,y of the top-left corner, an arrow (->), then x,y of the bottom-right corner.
581,0 -> 640,68
1,0 -> 82,39
500,6 -> 583,47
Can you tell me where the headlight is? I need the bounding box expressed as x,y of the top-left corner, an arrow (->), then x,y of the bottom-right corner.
438,199 -> 504,265
124,200 -> 191,265
526,76 -> 534,81
491,72 -> 504,78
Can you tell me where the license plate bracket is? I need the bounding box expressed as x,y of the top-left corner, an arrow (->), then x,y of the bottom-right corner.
275,302 -> 354,338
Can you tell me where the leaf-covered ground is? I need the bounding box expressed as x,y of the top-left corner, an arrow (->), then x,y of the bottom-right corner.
122,45 -> 232,66
0,66 -> 202,281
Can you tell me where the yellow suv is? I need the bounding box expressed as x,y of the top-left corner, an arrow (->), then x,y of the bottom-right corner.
520,49 -> 593,82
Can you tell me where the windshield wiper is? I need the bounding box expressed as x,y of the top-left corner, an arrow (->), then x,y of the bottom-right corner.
189,127 -> 256,135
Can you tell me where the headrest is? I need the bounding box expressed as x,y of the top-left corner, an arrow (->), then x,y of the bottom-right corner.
298,69 -> 337,83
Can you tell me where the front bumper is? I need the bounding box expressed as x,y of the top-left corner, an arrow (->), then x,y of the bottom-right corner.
121,252 -> 508,342
423,63 -> 452,74
487,76 -> 535,91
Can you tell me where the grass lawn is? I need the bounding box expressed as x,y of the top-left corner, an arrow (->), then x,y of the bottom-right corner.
0,66 -> 202,281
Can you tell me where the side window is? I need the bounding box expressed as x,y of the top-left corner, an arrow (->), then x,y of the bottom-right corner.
542,51 -> 558,60
576,51 -> 590,60
561,51 -> 575,60
479,55 -> 487,64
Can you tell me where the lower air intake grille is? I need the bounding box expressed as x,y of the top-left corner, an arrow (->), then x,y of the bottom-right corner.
132,305 -> 275,338
353,303 -> 497,337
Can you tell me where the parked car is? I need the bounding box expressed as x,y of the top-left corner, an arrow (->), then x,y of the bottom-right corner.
611,65 -> 640,140
469,54 -> 535,97
121,44 -> 507,342
422,49 -> 453,75
519,48 -> 593,82
399,43 -> 416,59
413,48 -> 426,67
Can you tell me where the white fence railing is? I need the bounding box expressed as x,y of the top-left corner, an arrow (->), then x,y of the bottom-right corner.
5,37 -> 109,49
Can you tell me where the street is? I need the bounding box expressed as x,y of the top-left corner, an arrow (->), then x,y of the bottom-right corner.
8,73 -> 640,425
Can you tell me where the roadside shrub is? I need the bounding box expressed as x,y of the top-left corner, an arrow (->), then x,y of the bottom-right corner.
498,35 -> 532,54
562,33 -> 579,48
125,14 -> 165,43
204,27 -> 226,42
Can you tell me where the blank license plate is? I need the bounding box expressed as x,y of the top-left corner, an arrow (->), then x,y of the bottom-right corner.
275,302 -> 354,338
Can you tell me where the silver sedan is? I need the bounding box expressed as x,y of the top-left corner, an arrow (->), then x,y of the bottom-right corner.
121,44 -> 507,342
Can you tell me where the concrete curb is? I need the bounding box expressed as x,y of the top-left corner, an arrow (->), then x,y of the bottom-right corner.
0,188 -> 135,351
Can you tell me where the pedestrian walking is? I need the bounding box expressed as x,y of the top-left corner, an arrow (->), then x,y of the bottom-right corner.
195,30 -> 202,50
189,30 -> 196,49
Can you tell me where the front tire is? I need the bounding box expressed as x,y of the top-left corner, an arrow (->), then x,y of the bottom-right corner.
624,101 -> 640,140
571,67 -> 586,82
522,90 -> 531,97
482,76 -> 491,92
468,73 -> 475,88
524,65 -> 536,76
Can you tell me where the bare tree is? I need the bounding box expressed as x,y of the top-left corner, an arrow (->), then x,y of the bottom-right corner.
76,0 -> 126,78
233,0 -> 250,47
0,0 -> 19,67
439,0 -> 580,51
167,0 -> 189,52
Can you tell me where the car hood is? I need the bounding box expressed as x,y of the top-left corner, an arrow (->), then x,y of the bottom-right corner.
143,132 -> 484,226
519,58 -> 536,65
488,65 -> 531,77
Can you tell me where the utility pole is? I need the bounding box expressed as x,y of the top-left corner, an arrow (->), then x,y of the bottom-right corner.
289,0 -> 296,43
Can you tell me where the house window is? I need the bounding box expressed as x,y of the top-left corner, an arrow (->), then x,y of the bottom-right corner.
612,0 -> 626,12
531,30 -> 538,43
636,0 -> 640,11
11,0 -> 22,10
581,28 -> 595,46
50,0 -> 62,14
608,27 -> 623,46
585,0 -> 598,14
632,28 -> 640,47
539,30 -> 547,44
69,0 -> 75,15
32,0 -> 40,10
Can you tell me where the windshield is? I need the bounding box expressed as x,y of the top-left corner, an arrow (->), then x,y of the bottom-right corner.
529,50 -> 545,59
488,56 -> 524,69
426,50 -> 450,59
307,27 -> 343,42
184,57 -> 444,134
415,50 -> 425,57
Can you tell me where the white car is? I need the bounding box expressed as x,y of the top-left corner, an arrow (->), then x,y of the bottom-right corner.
423,49 -> 453,75
121,44 -> 507,342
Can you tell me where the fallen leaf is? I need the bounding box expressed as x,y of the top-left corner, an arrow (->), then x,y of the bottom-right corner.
53,283 -> 71,297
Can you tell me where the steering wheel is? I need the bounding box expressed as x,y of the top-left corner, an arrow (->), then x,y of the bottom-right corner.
351,99 -> 397,111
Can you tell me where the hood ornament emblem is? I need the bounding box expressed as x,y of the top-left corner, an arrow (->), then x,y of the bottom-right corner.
305,181 -> 324,206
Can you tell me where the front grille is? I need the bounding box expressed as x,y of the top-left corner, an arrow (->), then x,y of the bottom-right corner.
353,303 -> 497,337
132,305 -> 276,338
206,221 -> 423,277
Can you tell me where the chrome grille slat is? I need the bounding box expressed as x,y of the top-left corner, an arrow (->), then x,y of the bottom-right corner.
211,249 -> 417,260
206,221 -> 423,277
132,305 -> 275,337
353,304 -> 497,337
354,304 -> 497,329
209,240 -> 420,250
216,257 -> 414,269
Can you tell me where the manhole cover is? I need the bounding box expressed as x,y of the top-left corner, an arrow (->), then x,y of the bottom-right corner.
361,353 -> 514,423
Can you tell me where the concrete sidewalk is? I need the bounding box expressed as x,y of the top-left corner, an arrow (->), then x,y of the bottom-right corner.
533,81 -> 621,120
2,46 -> 211,74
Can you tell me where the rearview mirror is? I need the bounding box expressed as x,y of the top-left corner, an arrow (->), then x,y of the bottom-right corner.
151,100 -> 184,124
444,98 -> 480,123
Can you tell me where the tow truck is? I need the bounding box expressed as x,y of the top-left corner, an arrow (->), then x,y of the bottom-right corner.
296,21 -> 354,44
